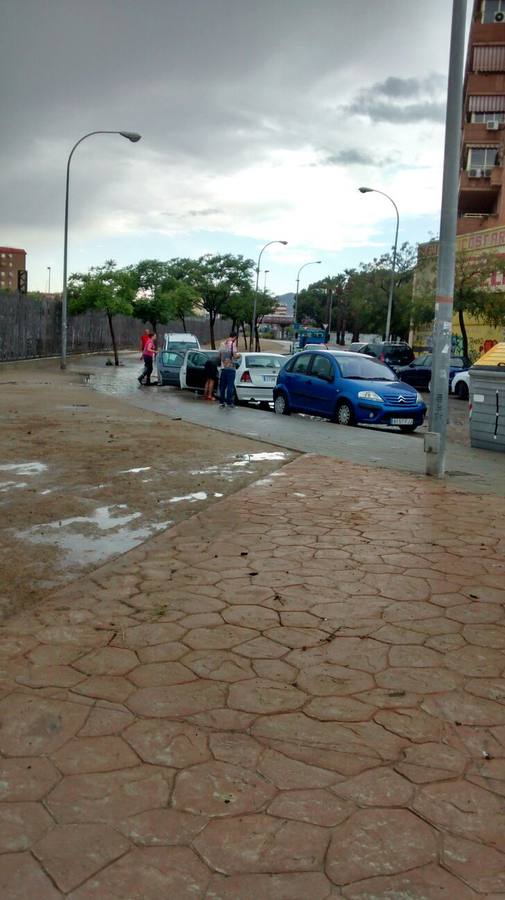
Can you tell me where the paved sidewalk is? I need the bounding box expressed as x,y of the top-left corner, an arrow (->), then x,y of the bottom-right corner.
1,456 -> 505,898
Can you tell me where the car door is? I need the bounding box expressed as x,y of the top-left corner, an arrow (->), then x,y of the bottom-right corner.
400,354 -> 430,389
282,353 -> 313,410
184,351 -> 209,389
306,353 -> 336,416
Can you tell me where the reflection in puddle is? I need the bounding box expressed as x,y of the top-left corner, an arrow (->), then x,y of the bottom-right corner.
168,491 -> 223,504
16,504 -> 172,566
0,462 -> 48,476
191,450 -> 287,479
0,462 -> 49,495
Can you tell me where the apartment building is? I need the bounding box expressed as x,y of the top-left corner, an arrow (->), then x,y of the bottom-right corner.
458,0 -> 505,234
0,247 -> 27,293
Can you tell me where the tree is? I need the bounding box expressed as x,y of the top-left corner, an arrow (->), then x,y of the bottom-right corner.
417,248 -> 505,363
129,259 -> 174,332
182,254 -> 255,348
68,260 -> 135,365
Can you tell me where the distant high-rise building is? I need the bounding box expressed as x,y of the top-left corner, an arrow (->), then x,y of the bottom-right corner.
458,1 -> 505,235
0,247 -> 27,293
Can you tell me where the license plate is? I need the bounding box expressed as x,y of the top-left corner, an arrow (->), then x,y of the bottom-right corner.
391,417 -> 414,425
263,375 -> 276,383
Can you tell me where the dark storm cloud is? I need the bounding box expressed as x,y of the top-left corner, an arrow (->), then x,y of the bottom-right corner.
320,150 -> 395,167
346,73 -> 447,124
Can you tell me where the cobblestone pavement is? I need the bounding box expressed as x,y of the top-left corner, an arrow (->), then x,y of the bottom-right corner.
1,455 -> 505,898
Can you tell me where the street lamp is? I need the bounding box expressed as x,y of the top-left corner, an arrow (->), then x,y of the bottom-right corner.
251,240 -> 288,351
47,266 -> 51,293
359,186 -> 399,341
263,269 -> 270,293
60,130 -> 142,369
293,260 -> 322,332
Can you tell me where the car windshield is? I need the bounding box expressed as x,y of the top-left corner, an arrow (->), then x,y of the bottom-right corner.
383,345 -> 413,364
245,355 -> 284,368
167,341 -> 199,351
337,356 -> 397,381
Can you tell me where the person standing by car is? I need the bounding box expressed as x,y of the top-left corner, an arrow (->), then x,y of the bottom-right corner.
219,332 -> 239,408
203,355 -> 219,401
138,331 -> 156,385
140,327 -> 150,353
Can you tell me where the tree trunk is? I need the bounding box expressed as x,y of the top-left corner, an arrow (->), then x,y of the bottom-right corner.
458,308 -> 469,365
107,311 -> 119,366
352,330 -> 360,342
209,313 -> 216,349
180,313 -> 186,331
254,320 -> 261,352
240,321 -> 248,350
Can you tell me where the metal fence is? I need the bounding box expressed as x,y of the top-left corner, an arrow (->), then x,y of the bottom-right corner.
0,293 -> 231,361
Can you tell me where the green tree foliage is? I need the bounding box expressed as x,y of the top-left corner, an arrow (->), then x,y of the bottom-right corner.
129,259 -> 174,331
68,260 -> 136,365
417,249 -> 505,363
181,253 -> 255,348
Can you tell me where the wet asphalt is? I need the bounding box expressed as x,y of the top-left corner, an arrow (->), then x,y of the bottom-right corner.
73,352 -> 505,497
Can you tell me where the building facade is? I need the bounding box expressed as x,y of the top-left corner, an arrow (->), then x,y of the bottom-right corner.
0,247 -> 27,293
458,1 -> 505,234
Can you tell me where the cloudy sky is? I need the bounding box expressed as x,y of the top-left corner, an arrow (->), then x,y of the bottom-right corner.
2,0 -> 471,294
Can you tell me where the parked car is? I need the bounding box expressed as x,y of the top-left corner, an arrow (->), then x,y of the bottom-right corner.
348,342 -> 368,353
163,332 -> 200,352
396,354 -> 467,392
234,352 -> 286,406
357,341 -> 415,370
273,350 -> 426,432
157,349 -> 185,386
450,368 -> 470,400
179,349 -> 221,392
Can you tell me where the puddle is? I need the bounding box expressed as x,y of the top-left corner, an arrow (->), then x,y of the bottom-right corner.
0,462 -> 48,476
191,450 -> 288,479
0,481 -> 29,493
119,467 -> 152,474
16,504 -> 172,567
167,491 -> 223,504
0,462 -> 49,496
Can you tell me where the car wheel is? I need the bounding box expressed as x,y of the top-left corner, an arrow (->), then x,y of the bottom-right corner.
399,424 -> 418,433
455,381 -> 469,400
274,393 -> 290,415
335,400 -> 355,426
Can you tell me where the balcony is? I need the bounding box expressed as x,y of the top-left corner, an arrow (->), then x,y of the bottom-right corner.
471,22 -> 505,43
457,213 -> 498,236
460,166 -> 503,193
462,122 -> 503,144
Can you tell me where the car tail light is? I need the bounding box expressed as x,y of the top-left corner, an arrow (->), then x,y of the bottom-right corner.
240,371 -> 252,383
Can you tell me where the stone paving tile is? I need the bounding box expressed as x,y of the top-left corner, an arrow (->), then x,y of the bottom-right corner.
2,455 -> 505,896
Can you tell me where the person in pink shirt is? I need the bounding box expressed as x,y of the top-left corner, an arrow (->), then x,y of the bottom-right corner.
138,331 -> 156,385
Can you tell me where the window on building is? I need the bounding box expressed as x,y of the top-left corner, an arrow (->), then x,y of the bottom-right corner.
482,1 -> 505,23
471,111 -> 505,123
467,146 -> 500,171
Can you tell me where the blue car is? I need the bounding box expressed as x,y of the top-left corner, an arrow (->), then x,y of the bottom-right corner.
273,350 -> 427,432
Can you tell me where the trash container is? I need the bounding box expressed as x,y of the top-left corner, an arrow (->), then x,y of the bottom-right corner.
469,342 -> 505,452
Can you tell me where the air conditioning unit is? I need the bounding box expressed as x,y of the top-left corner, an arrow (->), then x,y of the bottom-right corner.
468,168 -> 483,177
486,121 -> 500,130
495,11 -> 505,22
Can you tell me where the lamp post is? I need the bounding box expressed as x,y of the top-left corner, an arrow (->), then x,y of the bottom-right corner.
263,269 -> 269,293
359,187 -> 399,340
60,130 -> 141,369
251,240 -> 287,351
47,266 -> 51,293
293,260 -> 322,335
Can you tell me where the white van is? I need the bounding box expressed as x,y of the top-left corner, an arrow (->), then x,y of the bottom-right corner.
162,332 -> 201,352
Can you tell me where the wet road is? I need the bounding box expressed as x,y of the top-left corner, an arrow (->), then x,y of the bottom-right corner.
74,353 -> 505,496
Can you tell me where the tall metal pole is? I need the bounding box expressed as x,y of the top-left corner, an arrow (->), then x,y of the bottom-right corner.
60,130 -> 141,369
386,201 -> 400,341
359,187 -> 399,340
263,269 -> 269,292
47,266 -> 51,293
425,0 -> 467,477
293,259 -> 322,343
251,240 -> 287,351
